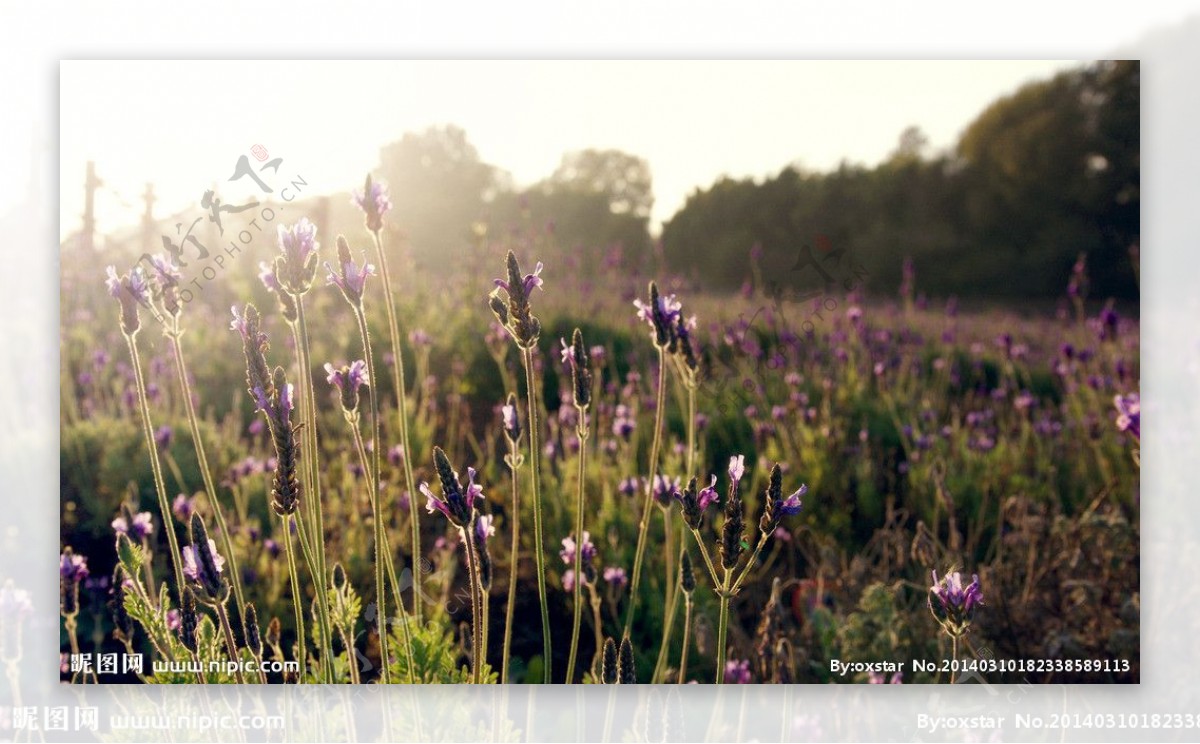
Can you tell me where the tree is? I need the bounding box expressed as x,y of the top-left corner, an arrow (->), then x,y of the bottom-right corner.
549,149 -> 654,219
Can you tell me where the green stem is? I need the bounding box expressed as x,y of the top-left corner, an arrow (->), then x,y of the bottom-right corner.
679,593 -> 693,684
463,523 -> 484,684
353,306 -> 391,684
292,302 -> 328,606
215,602 -> 247,683
125,333 -> 186,596
951,634 -> 958,685
715,572 -> 730,685
372,229 -> 423,625
501,441 -> 521,684
522,346 -> 552,683
624,347 -> 668,639
566,424 -> 589,683
169,332 -> 246,615
294,513 -> 335,684
283,515 -> 307,682
730,532 -> 771,596
588,583 -> 604,679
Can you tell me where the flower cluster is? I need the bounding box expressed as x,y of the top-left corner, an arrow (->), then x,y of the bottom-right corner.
928,569 -> 983,637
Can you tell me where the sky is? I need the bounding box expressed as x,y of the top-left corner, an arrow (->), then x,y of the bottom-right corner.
59,60 -> 1079,239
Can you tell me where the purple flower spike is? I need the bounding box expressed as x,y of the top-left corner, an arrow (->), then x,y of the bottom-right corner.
724,659 -> 752,684
696,475 -> 720,511
353,177 -> 392,232
603,566 -> 628,588
1114,393 -> 1140,441
59,551 -> 90,582
172,493 -> 196,523
326,254 -> 375,299
778,485 -> 807,517
182,540 -> 226,584
475,514 -> 495,544
929,570 -> 984,635
420,482 -> 453,520
560,531 -> 597,566
495,261 -> 544,295
277,218 -> 319,267
112,512 -> 155,541
728,455 -> 746,488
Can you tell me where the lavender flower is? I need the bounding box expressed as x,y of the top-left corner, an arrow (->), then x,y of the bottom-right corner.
675,475 -> 719,530
619,476 -> 642,497
561,328 -> 593,411
105,265 -> 149,335
274,218 -> 320,294
325,360 -> 369,414
354,174 -> 392,233
652,474 -> 681,507
724,658 -> 752,684
760,464 -> 807,535
560,531 -> 597,566
490,251 -> 543,348
183,514 -> 228,602
1114,393 -> 1140,441
603,566 -> 628,589
501,393 -> 522,443
388,444 -> 406,468
928,569 -> 983,636
728,455 -> 746,490
633,281 -> 682,348
409,328 -> 432,348
420,447 -> 482,528
172,493 -> 196,523
112,511 -> 154,541
612,405 -> 636,439
147,253 -> 183,317
259,260 -> 298,321
59,548 -> 88,616
154,425 -> 173,453
326,236 -> 376,306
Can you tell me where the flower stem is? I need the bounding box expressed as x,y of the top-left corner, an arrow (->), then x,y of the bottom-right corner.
283,515 -> 307,682
292,302 -> 329,599
679,593 -> 694,684
715,572 -> 731,685
354,306 -> 391,684
566,423 -> 590,684
624,347 -> 668,639
501,441 -> 521,684
371,229 -> 423,625
125,333 -> 186,596
463,523 -> 484,684
293,513 -> 335,684
169,332 -> 246,615
588,583 -> 604,678
214,603 -> 247,683
522,346 -> 552,683
951,634 -> 958,685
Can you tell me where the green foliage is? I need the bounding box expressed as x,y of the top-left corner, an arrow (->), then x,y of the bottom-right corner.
387,618 -> 498,684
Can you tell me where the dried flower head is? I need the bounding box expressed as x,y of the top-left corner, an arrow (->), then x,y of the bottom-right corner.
243,602 -> 263,657
601,638 -> 618,684
618,637 -> 637,684
180,586 -> 199,654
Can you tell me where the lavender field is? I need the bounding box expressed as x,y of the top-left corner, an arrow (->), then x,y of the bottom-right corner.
57,174 -> 1140,685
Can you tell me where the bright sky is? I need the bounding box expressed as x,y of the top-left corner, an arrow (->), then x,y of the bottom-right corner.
60,60 -> 1079,239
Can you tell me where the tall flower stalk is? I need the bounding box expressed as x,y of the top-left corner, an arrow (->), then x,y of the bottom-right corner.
184,514 -> 245,683
148,254 -> 246,615
499,394 -> 524,683
625,281 -> 679,639
232,302 -> 333,682
421,447 -> 488,682
357,176 -> 424,624
489,251 -> 552,682
106,266 -> 185,596
678,458 -> 806,683
562,329 -> 593,683
327,237 -> 392,683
